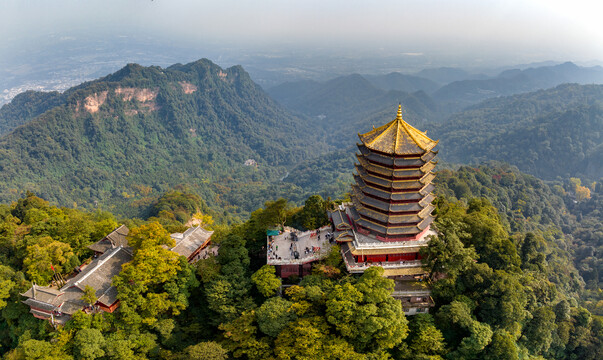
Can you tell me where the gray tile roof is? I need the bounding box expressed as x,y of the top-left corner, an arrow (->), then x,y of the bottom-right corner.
330,209 -> 351,230
88,225 -> 129,254
61,246 -> 132,306
22,245 -> 133,319
169,226 -> 213,259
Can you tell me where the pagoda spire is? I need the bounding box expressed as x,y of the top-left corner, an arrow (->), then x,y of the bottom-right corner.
397,104 -> 402,119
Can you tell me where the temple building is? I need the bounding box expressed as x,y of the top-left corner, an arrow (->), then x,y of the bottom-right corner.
21,226 -> 132,326
22,223 -> 218,326
329,105 -> 438,314
168,226 -> 214,263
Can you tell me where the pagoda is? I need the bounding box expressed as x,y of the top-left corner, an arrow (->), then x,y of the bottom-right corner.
329,105 -> 438,314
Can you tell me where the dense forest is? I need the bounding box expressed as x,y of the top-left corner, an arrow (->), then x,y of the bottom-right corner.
434,84 -> 603,180
0,163 -> 601,359
0,60 -> 331,220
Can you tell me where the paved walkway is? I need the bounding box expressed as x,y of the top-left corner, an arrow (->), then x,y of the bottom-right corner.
267,226 -> 332,265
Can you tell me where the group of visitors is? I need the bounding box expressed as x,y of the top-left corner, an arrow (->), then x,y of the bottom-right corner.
267,239 -> 282,260
304,246 -> 320,255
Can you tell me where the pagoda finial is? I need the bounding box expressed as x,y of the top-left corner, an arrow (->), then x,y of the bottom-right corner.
397,104 -> 402,120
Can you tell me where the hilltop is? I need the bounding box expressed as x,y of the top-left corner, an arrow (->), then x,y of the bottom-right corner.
0,59 -> 330,218
435,84 -> 603,180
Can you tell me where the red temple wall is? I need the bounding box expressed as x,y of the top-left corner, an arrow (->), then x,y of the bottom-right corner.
97,300 -> 120,313
354,252 -> 421,263
278,265 -> 300,278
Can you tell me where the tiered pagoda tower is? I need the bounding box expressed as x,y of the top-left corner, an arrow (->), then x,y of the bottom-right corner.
352,104 -> 437,242
330,105 -> 438,280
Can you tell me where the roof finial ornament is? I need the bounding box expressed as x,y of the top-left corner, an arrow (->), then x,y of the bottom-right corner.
397,104 -> 402,120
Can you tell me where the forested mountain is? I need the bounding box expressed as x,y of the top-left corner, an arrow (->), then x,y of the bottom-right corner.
283,147 -> 356,200
433,62 -> 603,112
434,163 -> 602,297
267,74 -> 440,148
0,59 -> 330,218
268,62 -> 603,127
0,90 -> 65,136
434,84 -> 603,180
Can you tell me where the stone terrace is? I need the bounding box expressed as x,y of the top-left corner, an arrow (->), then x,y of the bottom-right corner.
267,226 -> 332,265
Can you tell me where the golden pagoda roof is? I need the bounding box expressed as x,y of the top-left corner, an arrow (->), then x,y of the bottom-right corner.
359,105 -> 438,155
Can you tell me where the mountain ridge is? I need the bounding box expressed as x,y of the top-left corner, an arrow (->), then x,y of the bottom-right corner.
0,59 -> 329,218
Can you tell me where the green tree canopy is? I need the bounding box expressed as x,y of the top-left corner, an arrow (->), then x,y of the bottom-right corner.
251,265 -> 281,298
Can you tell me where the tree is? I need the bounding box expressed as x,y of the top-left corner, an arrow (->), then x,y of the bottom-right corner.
274,317 -> 339,360
113,223 -> 189,327
251,265 -> 281,297
0,265 -> 17,310
464,198 -> 520,271
103,335 -> 135,360
23,236 -> 75,284
454,320 -> 493,359
205,233 -> 254,325
484,329 -> 519,360
81,285 -> 97,306
126,221 -> 175,251
256,296 -> 295,337
219,310 -> 273,360
421,218 -> 478,280
398,314 -> 446,359
261,198 -> 290,229
520,233 -> 546,272
554,300 -> 571,322
299,195 -> 328,230
8,340 -> 52,360
325,267 -> 408,351
73,328 -> 106,360
521,306 -> 556,355
192,211 -> 214,228
151,190 -> 209,224
180,341 -> 228,360
436,300 -> 493,359
473,268 -> 528,332
575,186 -> 591,201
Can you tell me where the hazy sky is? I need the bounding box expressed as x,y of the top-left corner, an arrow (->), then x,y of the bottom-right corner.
2,0 -> 603,66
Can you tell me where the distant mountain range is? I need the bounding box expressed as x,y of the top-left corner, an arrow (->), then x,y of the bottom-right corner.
432,62 -> 603,112
414,67 -> 489,85
269,61 -> 603,120
0,59 -> 330,217
1,59 -> 602,218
